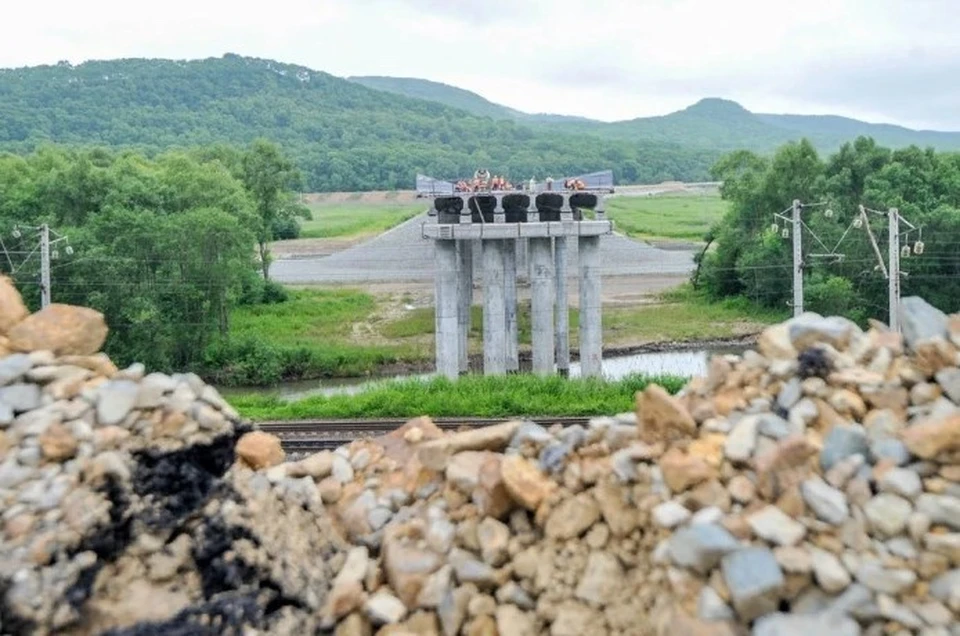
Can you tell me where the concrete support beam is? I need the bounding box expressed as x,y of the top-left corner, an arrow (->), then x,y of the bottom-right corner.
578,235 -> 602,378
595,196 -> 606,221
530,237 -> 555,375
460,198 -> 473,224
560,194 -> 574,222
554,236 -> 570,377
434,239 -> 460,380
504,239 -> 519,372
457,240 -> 473,374
482,240 -> 506,375
494,196 -> 505,223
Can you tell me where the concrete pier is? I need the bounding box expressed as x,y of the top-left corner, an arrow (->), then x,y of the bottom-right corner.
504,241 -> 519,372
457,240 -> 473,373
482,240 -> 507,375
554,236 -> 570,377
530,237 -> 555,375
434,239 -> 460,379
424,185 -> 612,378
578,235 -> 602,377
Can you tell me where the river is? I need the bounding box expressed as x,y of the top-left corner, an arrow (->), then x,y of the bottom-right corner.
220,345 -> 746,402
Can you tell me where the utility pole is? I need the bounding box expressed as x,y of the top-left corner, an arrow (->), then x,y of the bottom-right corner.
888,208 -> 901,333
792,199 -> 803,316
40,223 -> 51,308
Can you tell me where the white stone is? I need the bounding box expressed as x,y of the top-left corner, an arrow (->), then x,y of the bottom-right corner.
652,501 -> 691,529
747,505 -> 807,547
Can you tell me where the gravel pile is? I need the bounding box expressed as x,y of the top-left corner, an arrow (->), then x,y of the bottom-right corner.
2,268 -> 958,636
0,276 -> 345,635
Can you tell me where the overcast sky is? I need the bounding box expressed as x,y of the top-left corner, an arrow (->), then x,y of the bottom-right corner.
3,0 -> 959,130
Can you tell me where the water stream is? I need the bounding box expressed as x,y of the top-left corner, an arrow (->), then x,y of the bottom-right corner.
220,346 -> 746,402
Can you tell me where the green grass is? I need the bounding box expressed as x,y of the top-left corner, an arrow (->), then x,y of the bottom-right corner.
299,203 -> 423,239
380,285 -> 785,347
607,193 -> 729,241
231,373 -> 688,420
206,289 -> 423,386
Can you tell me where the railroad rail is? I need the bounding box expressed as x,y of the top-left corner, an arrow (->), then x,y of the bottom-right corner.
262,415 -> 596,455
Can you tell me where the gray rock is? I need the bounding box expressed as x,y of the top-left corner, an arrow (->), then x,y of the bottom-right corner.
810,548 -> 851,593
667,523 -> 741,574
885,537 -> 918,560
789,315 -> 860,350
801,477 -> 850,525
777,378 -> 803,410
721,546 -> 784,621
0,384 -> 42,413
450,550 -> 497,588
878,468 -> 922,498
753,612 -> 862,636
929,569 -> 959,605
791,587 -> 831,614
652,501 -> 691,529
331,455 -> 354,484
855,563 -> 917,595
0,401 -> 12,426
821,425 -> 869,472
757,413 -> 791,440
863,493 -> 913,537
935,367 -> 960,404
367,507 -> 392,531
691,506 -> 725,526
495,581 -> 535,610
829,583 -> 874,616
916,494 -> 960,530
0,354 -> 32,387
911,599 -> 953,626
539,442 -> 571,474
95,380 -> 139,426
509,421 -> 553,449
417,565 -> 453,609
789,398 -> 819,433
558,424 -> 586,449
365,590 -> 407,624
697,585 -> 734,621
747,505 -> 806,546
899,296 -> 948,349
869,438 -> 911,466
725,415 -> 759,462
0,460 -> 33,489
610,447 -> 639,482
877,594 -> 923,629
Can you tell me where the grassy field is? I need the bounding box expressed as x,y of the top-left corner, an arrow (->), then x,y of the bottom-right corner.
606,193 -> 729,241
207,289 -> 424,386
232,373 -> 687,420
299,202 -> 423,239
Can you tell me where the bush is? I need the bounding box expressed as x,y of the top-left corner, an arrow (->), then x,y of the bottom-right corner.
261,280 -> 289,304
270,216 -> 301,240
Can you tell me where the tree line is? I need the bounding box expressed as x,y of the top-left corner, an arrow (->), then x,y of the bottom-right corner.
699,136 -> 960,321
0,141 -> 306,374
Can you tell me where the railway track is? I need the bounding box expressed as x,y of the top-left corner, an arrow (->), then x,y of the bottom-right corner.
262,415 -> 596,455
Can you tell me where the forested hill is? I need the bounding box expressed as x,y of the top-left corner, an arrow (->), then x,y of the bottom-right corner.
0,55 -> 717,190
347,77 -> 960,153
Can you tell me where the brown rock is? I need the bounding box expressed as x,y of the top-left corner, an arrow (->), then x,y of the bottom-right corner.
495,605 -> 536,636
4,513 -> 36,540
544,493 -> 600,540
464,615 -> 498,636
659,448 -> 715,493
57,353 -> 118,377
593,481 -> 638,537
287,450 -> 334,479
689,434 -> 727,468
501,455 -> 556,511
417,420 -> 521,470
654,604 -> 743,636
636,384 -> 696,444
8,303 -> 107,355
39,422 -> 78,461
913,338 -> 957,376
755,436 -> 817,499
901,412 -> 960,459
0,275 -> 28,334
713,389 -> 746,417
374,416 -> 445,464
382,539 -> 443,608
446,451 -> 492,494
336,613 -> 372,636
474,454 -> 512,519
235,431 -> 285,470
93,425 -> 130,449
728,475 -> 756,504
687,479 -> 732,513
318,477 -> 343,504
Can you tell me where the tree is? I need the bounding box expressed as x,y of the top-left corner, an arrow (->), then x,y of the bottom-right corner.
241,139 -> 304,280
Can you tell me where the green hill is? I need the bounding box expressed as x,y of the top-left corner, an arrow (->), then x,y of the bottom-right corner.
344,77 -> 960,153
0,55 -> 717,190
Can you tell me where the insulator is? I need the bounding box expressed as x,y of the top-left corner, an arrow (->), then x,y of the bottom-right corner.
824,208 -> 834,218
65,245 -> 74,256
51,250 -> 59,260
913,241 -> 924,255
901,245 -> 911,258
771,223 -> 779,234
11,227 -> 21,238
853,217 -> 863,229
781,228 -> 790,239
